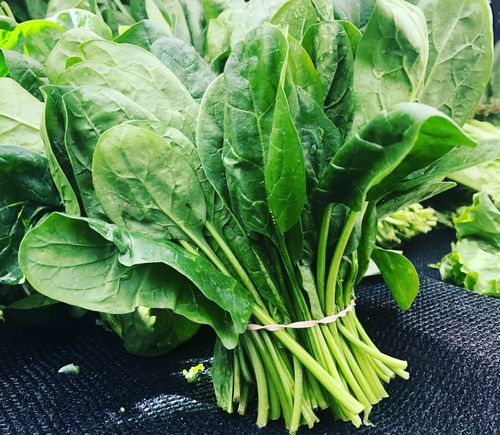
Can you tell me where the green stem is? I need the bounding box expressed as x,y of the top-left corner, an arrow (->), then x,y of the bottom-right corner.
325,209 -> 360,315
205,221 -> 266,308
290,358 -> 303,434
252,306 -> 364,415
317,203 -> 333,311
338,322 -> 407,371
243,334 -> 269,427
233,350 -> 241,402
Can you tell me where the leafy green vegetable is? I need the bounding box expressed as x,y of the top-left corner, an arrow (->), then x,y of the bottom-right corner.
3,1 -> 496,432
0,78 -> 44,151
437,192 -> 499,297
103,307 -> 199,356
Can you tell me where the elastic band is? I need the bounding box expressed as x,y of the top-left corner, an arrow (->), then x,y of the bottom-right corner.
247,300 -> 356,331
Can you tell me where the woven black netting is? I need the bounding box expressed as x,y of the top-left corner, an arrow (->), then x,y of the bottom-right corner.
1,229 -> 499,434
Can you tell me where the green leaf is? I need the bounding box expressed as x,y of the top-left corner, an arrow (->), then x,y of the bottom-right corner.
46,28 -> 101,83
48,8 -> 112,39
351,0 -> 428,132
371,247 -> 419,309
0,50 -> 47,100
212,337 -> 234,412
19,212 -> 253,348
453,192 -> 499,249
92,123 -> 206,242
113,19 -> 170,49
302,21 -> 354,137
62,86 -> 157,217
331,0 -> 376,28
56,39 -> 199,137
0,202 -> 25,285
150,36 -> 215,100
40,85 -> 82,215
316,103 -> 475,211
0,20 -> 65,64
0,145 -> 59,206
0,78 -> 44,152
439,239 -> 499,297
416,0 -> 494,125
197,74 -> 229,205
102,307 -> 199,356
265,54 -> 306,233
271,0 -> 319,40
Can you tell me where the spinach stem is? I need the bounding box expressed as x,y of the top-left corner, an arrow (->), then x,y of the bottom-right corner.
243,334 -> 269,427
252,305 -> 364,415
205,221 -> 266,308
317,203 -> 333,311
325,209 -> 360,315
290,358 -> 303,434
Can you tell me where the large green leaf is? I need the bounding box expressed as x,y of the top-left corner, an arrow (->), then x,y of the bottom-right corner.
302,21 -> 354,137
0,50 -> 47,100
150,36 -> 215,100
224,24 -> 306,236
416,0 -> 494,125
62,86 -> 157,217
351,0 -> 428,132
19,212 -> 253,348
0,145 -> 59,206
56,39 -> 199,137
0,78 -> 44,152
113,19 -> 170,49
48,8 -> 112,39
316,103 -> 475,211
46,28 -> 101,83
93,123 -> 206,242
0,20 -> 65,64
40,85 -> 81,215
271,0 -> 319,40
197,74 -> 229,205
371,247 -> 419,310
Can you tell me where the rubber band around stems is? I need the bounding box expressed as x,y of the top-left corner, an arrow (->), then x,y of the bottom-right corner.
247,300 -> 356,331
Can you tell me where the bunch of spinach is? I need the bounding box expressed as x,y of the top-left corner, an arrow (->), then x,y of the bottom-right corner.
1,0 -> 498,432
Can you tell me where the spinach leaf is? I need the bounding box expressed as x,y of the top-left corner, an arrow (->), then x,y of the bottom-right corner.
0,50 -> 47,100
0,20 -> 65,64
40,85 -> 82,215
48,8 -> 112,39
57,39 -> 199,136
62,86 -> 157,217
19,212 -> 253,348
92,123 -> 206,242
46,28 -> 102,83
0,78 -> 44,152
351,0 -> 428,131
416,0 -> 494,125
0,145 -> 59,206
316,103 -> 475,211
371,247 -> 419,310
150,36 -> 215,100
302,21 -> 354,137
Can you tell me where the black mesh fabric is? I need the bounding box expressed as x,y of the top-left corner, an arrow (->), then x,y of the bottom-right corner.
0,229 -> 499,434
